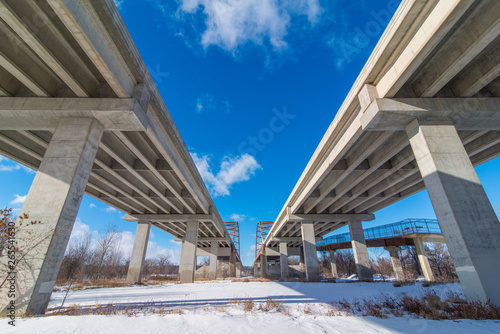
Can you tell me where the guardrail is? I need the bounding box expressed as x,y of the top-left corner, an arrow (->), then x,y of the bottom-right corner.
317,219 -> 441,247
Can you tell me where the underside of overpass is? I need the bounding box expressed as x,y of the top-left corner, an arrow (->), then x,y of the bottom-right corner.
0,0 -> 241,316
255,0 -> 500,305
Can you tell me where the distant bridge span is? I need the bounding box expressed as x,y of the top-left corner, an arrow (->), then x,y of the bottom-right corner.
255,0 -> 500,305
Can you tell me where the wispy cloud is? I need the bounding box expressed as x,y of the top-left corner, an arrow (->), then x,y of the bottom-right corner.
113,0 -> 124,10
89,202 -> 120,214
195,93 -> 232,114
10,194 -> 26,206
178,0 -> 322,53
0,155 -> 35,174
191,153 -> 262,197
230,213 -> 247,222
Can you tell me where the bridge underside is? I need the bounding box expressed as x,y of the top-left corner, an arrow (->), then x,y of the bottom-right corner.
258,0 -> 500,304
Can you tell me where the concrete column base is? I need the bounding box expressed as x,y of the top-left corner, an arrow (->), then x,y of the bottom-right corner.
301,221 -> 320,281
126,221 -> 151,283
230,251 -> 237,277
179,221 -> 199,283
349,220 -> 373,281
236,262 -> 242,278
0,118 -> 103,316
260,253 -> 268,278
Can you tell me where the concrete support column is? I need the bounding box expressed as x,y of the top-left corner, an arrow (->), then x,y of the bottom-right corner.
126,221 -> 151,283
279,241 -> 289,280
260,252 -> 268,278
414,238 -> 435,282
179,221 -> 199,283
299,248 -> 305,272
407,120 -> 500,304
208,241 -> 218,280
328,250 -> 338,278
349,220 -> 373,281
384,247 -> 404,281
253,263 -> 259,277
236,262 -> 242,278
301,221 -> 320,281
0,118 -> 103,316
230,251 -> 237,277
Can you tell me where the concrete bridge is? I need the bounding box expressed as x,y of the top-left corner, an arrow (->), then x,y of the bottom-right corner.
254,0 -> 500,305
0,0 -> 240,315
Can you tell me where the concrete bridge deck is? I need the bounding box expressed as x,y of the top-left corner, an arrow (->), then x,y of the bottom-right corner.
256,0 -> 500,304
0,0 -> 240,315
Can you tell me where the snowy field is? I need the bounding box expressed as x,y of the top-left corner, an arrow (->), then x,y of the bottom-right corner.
2,279 -> 500,333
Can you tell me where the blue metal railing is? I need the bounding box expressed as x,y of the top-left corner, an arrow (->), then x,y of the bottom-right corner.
316,218 -> 441,247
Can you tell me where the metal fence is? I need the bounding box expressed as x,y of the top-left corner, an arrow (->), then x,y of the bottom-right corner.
316,218 -> 441,247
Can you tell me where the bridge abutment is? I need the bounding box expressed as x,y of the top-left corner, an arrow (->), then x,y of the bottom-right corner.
126,220 -> 151,284
407,119 -> 500,304
349,220 -> 374,281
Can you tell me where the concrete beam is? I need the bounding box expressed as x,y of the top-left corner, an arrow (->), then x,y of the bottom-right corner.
0,97 -> 149,131
179,221 -> 199,283
287,213 -> 375,223
124,214 -> 213,223
301,221 -> 320,281
126,221 -> 151,283
349,220 -> 373,281
407,119 -> 500,303
0,118 -> 103,316
362,98 -> 500,131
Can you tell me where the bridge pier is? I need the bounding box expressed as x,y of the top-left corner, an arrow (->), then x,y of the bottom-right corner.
407,119 -> 500,304
0,118 -> 103,316
230,250 -> 237,277
260,253 -> 268,278
179,221 -> 199,283
329,250 -> 338,278
301,221 -> 320,281
349,220 -> 373,281
280,241 -> 290,279
208,241 -> 218,280
414,238 -> 435,282
384,247 -> 404,281
236,262 -> 242,278
126,220 -> 151,283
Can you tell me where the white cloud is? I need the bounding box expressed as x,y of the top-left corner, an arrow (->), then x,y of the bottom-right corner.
89,203 -> 97,208
230,213 -> 246,222
0,155 -> 34,174
179,0 -> 322,52
195,93 -> 215,113
10,194 -> 26,206
105,206 -> 118,213
113,0 -> 124,9
191,153 -> 262,197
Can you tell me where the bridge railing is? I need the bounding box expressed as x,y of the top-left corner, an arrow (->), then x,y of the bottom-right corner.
317,219 -> 441,247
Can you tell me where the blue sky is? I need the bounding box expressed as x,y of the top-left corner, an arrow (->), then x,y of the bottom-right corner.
1,0 -> 499,266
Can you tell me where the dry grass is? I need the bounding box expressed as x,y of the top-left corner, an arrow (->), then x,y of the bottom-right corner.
243,299 -> 254,313
54,279 -> 130,291
331,291 -> 500,320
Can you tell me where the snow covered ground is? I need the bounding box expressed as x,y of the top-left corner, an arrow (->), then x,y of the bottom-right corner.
2,279 -> 500,333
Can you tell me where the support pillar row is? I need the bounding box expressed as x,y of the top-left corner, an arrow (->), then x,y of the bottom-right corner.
280,241 -> 289,280
384,246 -> 404,281
329,250 -> 338,278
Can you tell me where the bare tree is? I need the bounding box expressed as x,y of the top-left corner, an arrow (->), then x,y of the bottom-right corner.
91,224 -> 123,280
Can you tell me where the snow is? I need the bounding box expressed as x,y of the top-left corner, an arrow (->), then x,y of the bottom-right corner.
2,280 -> 500,333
